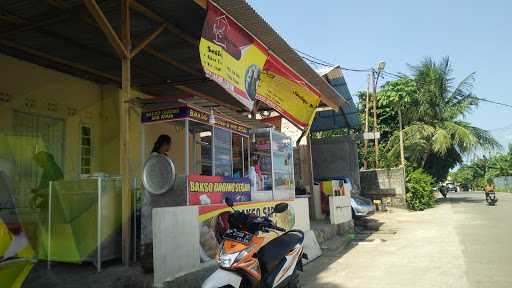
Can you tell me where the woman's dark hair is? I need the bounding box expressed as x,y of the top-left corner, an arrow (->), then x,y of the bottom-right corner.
151,134 -> 172,154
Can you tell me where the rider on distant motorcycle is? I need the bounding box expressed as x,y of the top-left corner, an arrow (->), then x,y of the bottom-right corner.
484,179 -> 496,201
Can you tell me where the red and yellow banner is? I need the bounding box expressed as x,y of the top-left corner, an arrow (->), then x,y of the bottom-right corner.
199,1 -> 322,129
199,2 -> 268,110
188,175 -> 251,205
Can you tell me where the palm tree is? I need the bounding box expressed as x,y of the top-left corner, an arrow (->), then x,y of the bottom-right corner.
386,57 -> 500,180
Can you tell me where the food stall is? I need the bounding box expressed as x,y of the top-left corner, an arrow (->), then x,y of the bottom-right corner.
140,104 -> 297,207
140,104 -> 252,207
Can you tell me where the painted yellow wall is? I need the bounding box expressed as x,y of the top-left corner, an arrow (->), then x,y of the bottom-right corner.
0,53 -> 144,181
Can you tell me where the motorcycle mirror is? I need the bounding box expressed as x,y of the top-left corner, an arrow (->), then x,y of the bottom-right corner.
224,197 -> 234,208
273,203 -> 288,214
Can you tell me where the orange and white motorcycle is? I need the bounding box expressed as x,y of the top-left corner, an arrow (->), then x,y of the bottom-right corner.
202,198 -> 307,288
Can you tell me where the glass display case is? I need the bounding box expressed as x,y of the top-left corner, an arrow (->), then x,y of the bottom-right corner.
251,128 -> 295,201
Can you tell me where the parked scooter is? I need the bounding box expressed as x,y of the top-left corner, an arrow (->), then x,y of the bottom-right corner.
202,197 -> 307,288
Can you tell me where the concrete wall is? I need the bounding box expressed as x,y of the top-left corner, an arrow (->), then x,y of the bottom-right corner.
329,195 -> 352,225
360,167 -> 407,208
153,206 -> 200,287
311,135 -> 361,193
289,197 -> 310,232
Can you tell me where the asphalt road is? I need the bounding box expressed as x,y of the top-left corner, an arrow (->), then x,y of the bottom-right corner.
448,191 -> 512,287
302,191 -> 512,288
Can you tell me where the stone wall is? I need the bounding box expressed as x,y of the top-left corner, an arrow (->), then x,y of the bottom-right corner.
360,167 -> 407,208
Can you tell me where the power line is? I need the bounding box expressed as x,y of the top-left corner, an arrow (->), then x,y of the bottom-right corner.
293,48 -> 337,67
477,98 -> 512,109
294,48 -> 373,72
378,72 -> 512,109
293,49 -> 512,110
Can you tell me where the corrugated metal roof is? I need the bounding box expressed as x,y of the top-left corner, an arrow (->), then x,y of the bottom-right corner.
311,66 -> 361,130
212,0 -> 346,110
0,0 -> 346,118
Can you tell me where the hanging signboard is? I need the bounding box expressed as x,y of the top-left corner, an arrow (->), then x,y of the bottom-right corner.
257,54 -> 321,129
199,2 -> 323,130
199,2 -> 268,110
141,105 -> 249,136
188,175 -> 251,205
141,106 -> 189,123
363,132 -> 381,140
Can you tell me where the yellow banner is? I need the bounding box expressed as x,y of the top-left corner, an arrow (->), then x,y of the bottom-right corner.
257,70 -> 321,128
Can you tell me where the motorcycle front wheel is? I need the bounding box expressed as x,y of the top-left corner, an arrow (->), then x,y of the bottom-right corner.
288,270 -> 301,288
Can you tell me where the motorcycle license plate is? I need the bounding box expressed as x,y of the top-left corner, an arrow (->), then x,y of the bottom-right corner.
223,230 -> 253,243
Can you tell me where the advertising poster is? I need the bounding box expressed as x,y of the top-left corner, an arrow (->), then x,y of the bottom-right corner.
199,2 -> 268,110
188,175 -> 251,205
198,3 -> 322,130
257,54 -> 321,129
271,131 -> 295,200
250,132 -> 273,201
197,201 -> 295,262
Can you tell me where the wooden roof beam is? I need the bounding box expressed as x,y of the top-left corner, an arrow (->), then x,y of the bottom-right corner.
143,46 -> 203,76
130,0 -> 198,46
0,39 -> 119,83
0,14 -> 70,37
131,24 -> 165,58
83,0 -> 129,59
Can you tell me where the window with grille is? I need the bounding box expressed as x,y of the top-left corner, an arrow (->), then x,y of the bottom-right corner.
80,125 -> 92,175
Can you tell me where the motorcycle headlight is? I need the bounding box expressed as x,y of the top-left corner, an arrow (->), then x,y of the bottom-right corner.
217,245 -> 252,268
218,251 -> 240,268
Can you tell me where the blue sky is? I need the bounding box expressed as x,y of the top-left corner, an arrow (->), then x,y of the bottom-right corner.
248,0 -> 512,147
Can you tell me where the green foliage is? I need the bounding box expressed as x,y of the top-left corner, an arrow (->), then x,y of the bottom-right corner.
357,57 -> 499,182
405,169 -> 435,211
451,144 -> 512,189
449,165 -> 474,186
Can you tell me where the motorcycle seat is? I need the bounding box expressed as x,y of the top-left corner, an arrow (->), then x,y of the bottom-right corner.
256,232 -> 302,273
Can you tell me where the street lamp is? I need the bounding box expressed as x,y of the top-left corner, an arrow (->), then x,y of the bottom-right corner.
376,61 -> 386,73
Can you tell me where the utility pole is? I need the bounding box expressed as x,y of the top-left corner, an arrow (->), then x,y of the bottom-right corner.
363,75 -> 370,170
398,107 -> 405,167
372,61 -> 386,169
371,71 -> 379,168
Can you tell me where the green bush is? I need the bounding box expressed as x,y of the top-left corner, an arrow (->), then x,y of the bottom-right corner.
406,169 -> 435,211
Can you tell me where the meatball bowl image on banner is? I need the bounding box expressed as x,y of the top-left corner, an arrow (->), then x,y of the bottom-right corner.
199,1 -> 268,110
197,201 -> 295,262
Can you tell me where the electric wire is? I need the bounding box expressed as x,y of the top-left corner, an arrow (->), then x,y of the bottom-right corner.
295,49 -> 512,110
294,48 -> 373,72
